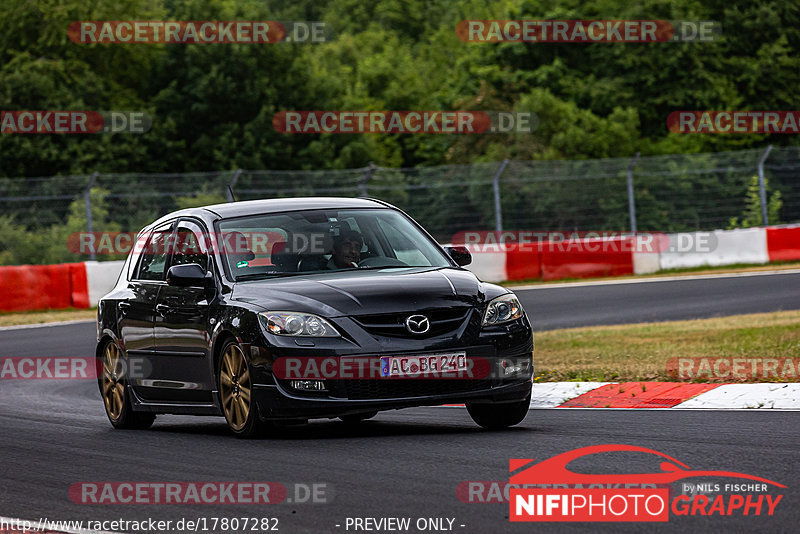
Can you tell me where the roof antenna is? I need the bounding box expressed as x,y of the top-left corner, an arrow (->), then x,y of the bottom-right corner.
226,169 -> 242,203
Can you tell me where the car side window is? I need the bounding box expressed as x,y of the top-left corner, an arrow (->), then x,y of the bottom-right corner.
134,222 -> 173,281
172,220 -> 209,271
127,231 -> 150,281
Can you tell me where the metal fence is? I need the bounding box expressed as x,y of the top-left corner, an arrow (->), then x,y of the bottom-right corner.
1,146 -> 799,264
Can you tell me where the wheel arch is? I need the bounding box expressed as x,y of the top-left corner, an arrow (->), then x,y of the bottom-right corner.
96,335 -> 114,358
96,330 -> 122,358
211,329 -> 237,377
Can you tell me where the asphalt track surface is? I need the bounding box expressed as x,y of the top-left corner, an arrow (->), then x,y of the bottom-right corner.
520,269 -> 800,330
2,271 -> 799,533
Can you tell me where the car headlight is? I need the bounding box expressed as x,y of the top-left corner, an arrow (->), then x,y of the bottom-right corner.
259,312 -> 340,337
482,294 -> 523,326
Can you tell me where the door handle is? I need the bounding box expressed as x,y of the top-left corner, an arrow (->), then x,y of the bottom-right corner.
156,304 -> 170,316
118,302 -> 131,314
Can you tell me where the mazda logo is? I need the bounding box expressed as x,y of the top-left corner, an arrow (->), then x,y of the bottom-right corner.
404,314 -> 431,335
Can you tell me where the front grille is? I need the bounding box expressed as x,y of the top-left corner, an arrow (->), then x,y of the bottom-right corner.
341,378 -> 492,400
352,307 -> 472,338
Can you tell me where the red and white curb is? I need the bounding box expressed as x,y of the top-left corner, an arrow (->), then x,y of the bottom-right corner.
529,381 -> 800,410
444,382 -> 800,410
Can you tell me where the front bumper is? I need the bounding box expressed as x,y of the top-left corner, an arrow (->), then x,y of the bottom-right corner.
245,312 -> 534,420
253,376 -> 532,421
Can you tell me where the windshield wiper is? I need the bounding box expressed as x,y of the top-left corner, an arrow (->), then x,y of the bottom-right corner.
235,266 -> 432,280
355,265 -> 426,270
234,272 -> 305,281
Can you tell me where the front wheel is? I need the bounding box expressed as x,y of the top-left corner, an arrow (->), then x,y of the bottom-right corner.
466,394 -> 530,430
98,339 -> 155,430
219,340 -> 269,438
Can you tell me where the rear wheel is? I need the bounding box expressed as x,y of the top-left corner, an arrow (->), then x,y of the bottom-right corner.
219,340 -> 268,438
98,340 -> 155,430
466,394 -> 530,430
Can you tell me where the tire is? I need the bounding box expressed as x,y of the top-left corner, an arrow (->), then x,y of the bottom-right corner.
339,411 -> 378,424
466,394 -> 531,430
218,340 -> 269,438
98,339 -> 155,430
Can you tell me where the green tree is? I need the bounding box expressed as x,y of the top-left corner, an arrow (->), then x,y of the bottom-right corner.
728,175 -> 782,228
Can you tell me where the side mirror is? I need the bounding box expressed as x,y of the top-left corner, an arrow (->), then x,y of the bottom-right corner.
166,263 -> 209,287
444,245 -> 472,267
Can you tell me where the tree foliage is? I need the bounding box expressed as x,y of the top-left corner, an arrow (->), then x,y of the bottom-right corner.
728,176 -> 782,229
1,0 -> 798,176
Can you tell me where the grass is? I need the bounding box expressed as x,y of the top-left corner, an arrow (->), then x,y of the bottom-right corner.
533,310 -> 800,383
503,260 -> 800,287
0,308 -> 96,327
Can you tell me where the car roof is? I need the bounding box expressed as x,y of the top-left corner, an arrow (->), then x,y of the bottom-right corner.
148,197 -> 390,228
202,197 -> 388,218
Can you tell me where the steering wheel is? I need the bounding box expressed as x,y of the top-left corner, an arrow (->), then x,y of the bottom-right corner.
357,256 -> 408,268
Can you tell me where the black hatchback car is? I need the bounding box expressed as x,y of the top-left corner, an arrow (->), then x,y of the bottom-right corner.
96,197 -> 533,437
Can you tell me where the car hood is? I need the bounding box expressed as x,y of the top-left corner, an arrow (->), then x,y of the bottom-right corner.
230,267 -> 490,317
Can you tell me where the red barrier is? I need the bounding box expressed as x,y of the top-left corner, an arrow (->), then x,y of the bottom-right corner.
540,237 -> 635,281
766,227 -> 800,262
505,245 -> 542,281
70,263 -> 90,308
503,238 -> 635,281
0,263 -> 89,312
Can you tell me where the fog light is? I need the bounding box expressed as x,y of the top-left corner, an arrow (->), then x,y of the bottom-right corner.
501,358 -> 531,376
289,380 -> 327,391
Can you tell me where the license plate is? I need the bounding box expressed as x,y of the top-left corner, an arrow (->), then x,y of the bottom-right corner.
380,352 -> 467,378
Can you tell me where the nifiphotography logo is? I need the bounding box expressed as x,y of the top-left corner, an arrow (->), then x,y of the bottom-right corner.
509,444 -> 785,522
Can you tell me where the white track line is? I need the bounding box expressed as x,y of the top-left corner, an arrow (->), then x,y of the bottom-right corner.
0,319 -> 95,332
512,268 -> 800,290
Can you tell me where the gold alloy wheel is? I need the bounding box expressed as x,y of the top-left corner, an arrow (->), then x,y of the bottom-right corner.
101,342 -> 125,420
220,344 -> 251,431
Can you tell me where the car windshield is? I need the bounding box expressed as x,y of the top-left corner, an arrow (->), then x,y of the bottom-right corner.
216,208 -> 452,281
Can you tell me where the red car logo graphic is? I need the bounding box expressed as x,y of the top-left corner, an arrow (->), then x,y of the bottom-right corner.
510,444 -> 786,487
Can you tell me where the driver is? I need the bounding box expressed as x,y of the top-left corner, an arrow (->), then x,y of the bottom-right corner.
328,229 -> 363,269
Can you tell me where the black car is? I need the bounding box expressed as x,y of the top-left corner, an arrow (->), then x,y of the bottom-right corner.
96,197 -> 534,437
